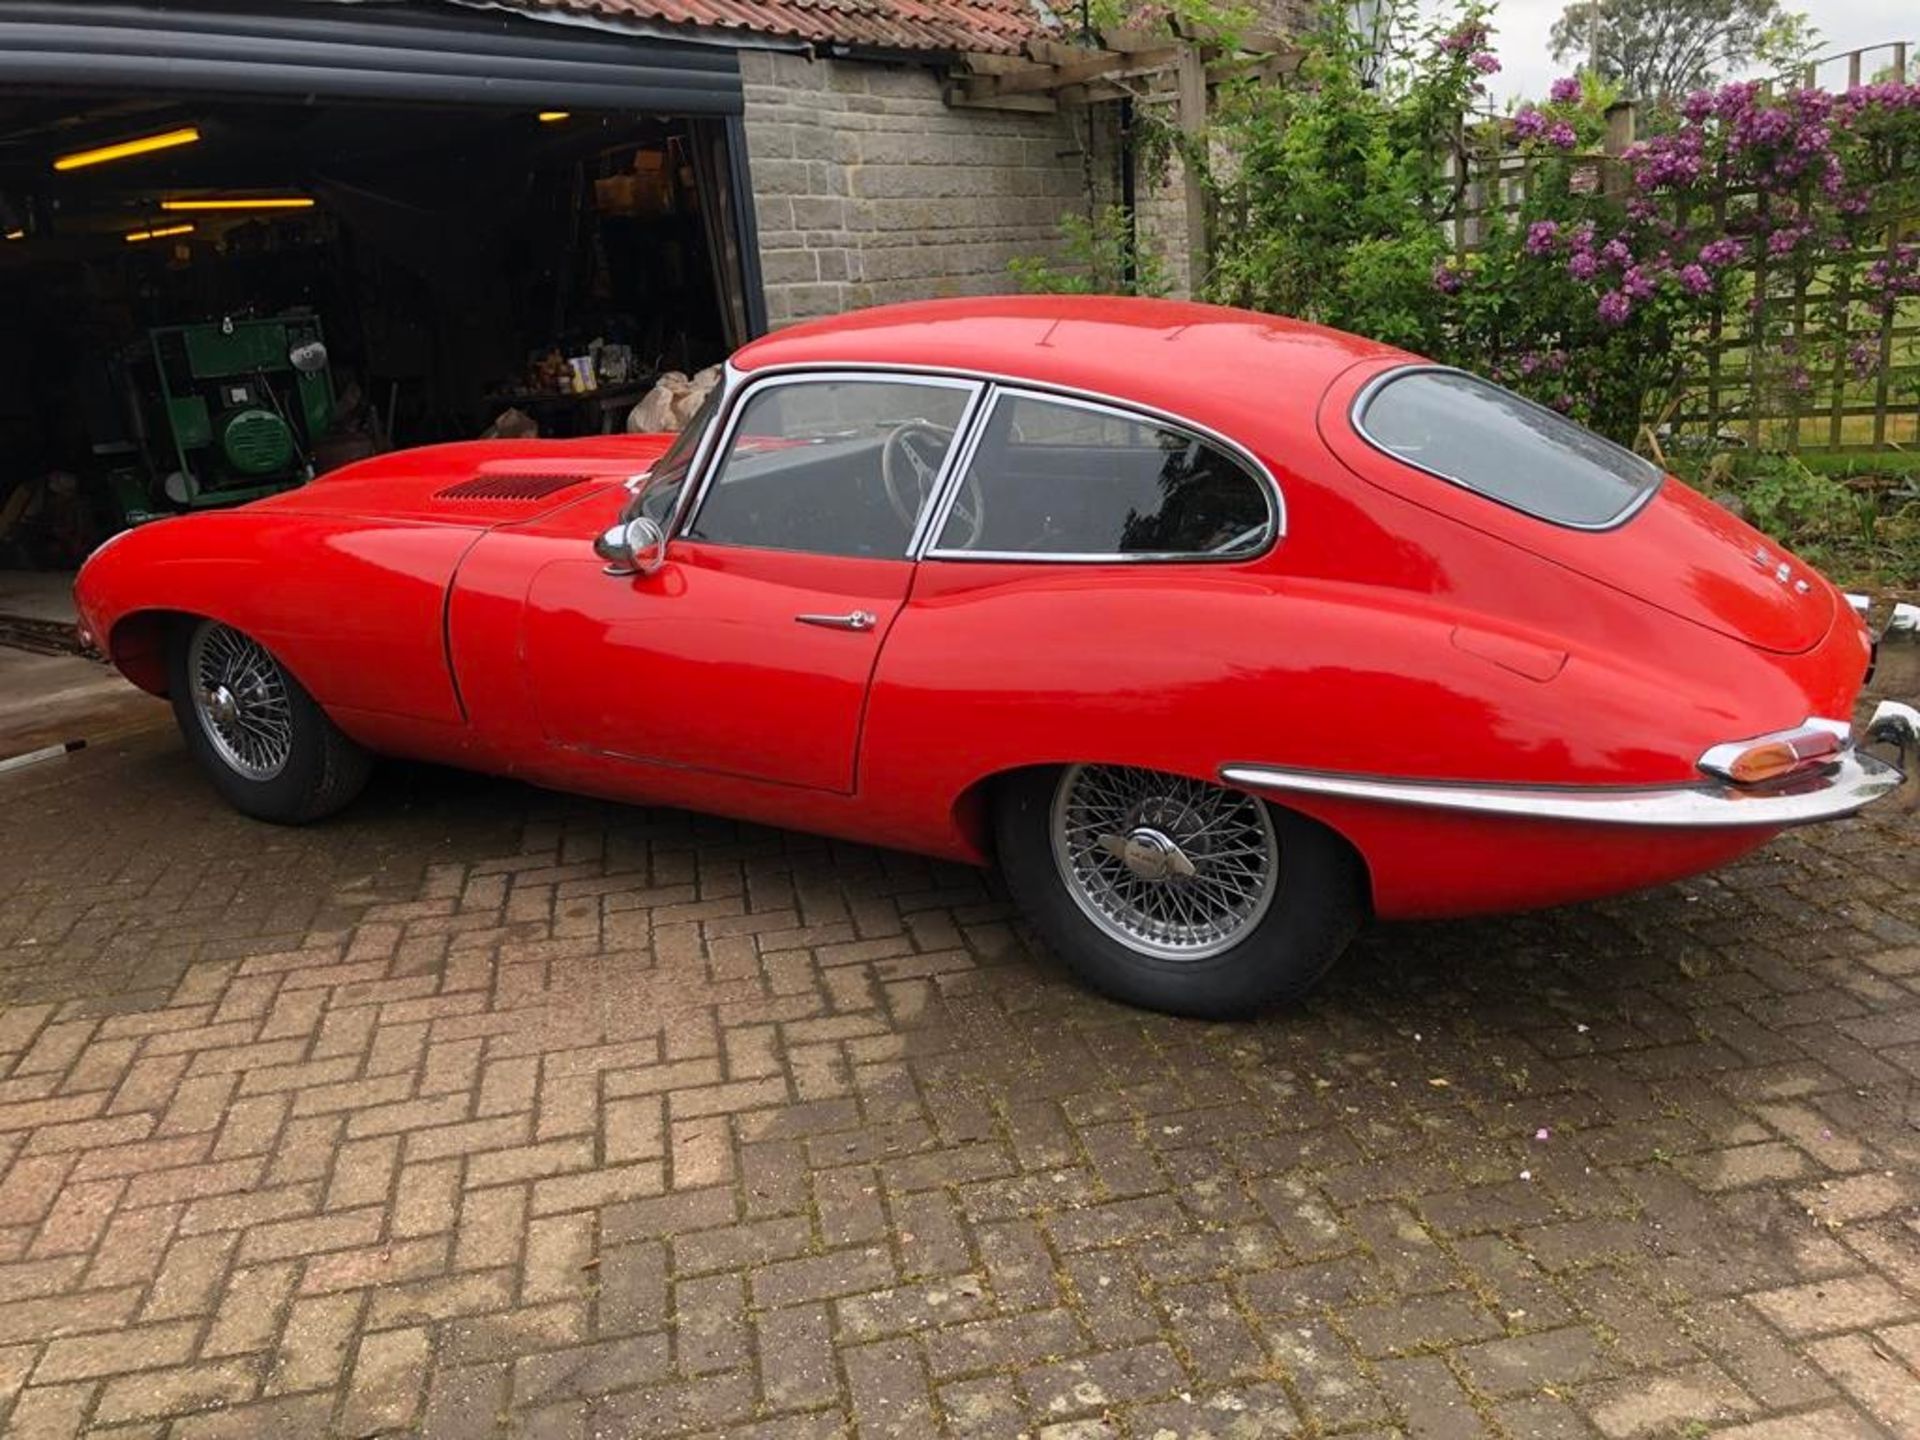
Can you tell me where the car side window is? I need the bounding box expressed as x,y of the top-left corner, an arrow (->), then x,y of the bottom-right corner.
930,392 -> 1274,559
686,377 -> 974,559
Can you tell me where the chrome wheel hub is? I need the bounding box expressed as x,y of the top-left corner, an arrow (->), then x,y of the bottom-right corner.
1051,765 -> 1279,961
188,623 -> 293,782
1100,827 -> 1199,882
204,684 -> 240,727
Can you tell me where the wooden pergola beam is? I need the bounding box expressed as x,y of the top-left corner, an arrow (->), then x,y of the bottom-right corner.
951,31 -> 1304,106
958,45 -> 1181,101
945,88 -> 1060,112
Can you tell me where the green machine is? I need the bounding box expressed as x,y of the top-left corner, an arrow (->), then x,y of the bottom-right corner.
147,314 -> 335,510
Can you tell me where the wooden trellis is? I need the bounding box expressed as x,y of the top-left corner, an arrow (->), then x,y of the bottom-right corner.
1442,85 -> 1920,452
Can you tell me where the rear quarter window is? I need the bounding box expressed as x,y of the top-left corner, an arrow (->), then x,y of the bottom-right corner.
1355,369 -> 1661,529
930,390 -> 1275,560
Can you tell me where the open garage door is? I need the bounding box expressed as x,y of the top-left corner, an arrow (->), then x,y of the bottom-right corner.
0,0 -> 744,115
0,0 -> 764,340
0,0 -> 767,576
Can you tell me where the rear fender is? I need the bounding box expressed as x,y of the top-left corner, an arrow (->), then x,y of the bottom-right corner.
858,564 -> 1864,909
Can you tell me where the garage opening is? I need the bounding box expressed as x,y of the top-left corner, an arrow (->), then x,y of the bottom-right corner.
0,91 -> 752,573
0,0 -> 761,758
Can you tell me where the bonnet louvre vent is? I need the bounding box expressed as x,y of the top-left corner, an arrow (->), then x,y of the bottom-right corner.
436,474 -> 590,502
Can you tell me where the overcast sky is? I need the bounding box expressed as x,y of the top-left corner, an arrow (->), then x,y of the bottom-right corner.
1465,0 -> 1916,103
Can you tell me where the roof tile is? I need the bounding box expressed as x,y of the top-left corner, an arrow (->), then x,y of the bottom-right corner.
492,0 -> 1056,54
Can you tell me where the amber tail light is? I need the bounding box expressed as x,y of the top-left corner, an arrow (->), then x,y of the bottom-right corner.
1698,722 -> 1849,786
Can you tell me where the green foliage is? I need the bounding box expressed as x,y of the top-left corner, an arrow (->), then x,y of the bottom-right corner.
1723,453 -> 1851,536
1753,11 -> 1822,74
1197,1 -> 1680,441
1203,2 -> 1491,352
1797,451 -> 1920,481
1010,206 -> 1171,298
1676,451 -> 1920,587
1083,0 -> 1256,47
1012,0 -> 1920,463
1203,0 -> 1920,446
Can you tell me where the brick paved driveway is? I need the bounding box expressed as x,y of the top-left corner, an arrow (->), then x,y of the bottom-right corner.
1,725 -> 1917,1439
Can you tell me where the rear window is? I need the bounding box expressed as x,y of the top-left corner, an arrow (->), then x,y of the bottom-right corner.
1356,369 -> 1661,529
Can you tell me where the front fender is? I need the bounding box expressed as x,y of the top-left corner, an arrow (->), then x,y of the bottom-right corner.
76,511 -> 477,725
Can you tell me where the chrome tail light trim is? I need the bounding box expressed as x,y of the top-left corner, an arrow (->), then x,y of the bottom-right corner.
1696,718 -> 1850,786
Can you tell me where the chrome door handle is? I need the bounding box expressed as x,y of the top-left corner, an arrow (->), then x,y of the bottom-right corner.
795,610 -> 877,632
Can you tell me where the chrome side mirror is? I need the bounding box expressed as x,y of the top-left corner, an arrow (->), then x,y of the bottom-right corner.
595,515 -> 667,577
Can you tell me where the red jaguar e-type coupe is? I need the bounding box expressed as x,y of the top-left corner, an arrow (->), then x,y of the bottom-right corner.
75,297 -> 1915,1015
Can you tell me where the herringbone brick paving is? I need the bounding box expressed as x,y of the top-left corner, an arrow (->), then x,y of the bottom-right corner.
1,726 -> 1916,1438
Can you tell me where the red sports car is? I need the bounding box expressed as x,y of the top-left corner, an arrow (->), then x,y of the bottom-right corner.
74,297 -> 1916,1016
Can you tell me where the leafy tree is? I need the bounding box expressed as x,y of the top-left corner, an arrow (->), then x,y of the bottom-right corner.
1548,0 -> 1809,103
1753,11 -> 1822,74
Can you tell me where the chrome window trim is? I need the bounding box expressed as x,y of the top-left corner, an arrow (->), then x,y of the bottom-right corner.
662,355 -> 749,538
628,374 -> 730,533
918,384 -> 1280,565
678,367 -> 985,559
903,382 -> 989,557
712,360 -> 1288,561
1349,364 -> 1664,534
1221,751 -> 1903,829
915,383 -> 996,560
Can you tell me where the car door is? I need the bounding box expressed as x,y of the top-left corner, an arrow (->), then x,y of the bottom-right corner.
858,384 -> 1284,803
521,371 -> 981,793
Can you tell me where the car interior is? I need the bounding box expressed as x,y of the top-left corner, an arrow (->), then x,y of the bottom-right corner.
943,428 -> 1271,556
686,434 -> 919,557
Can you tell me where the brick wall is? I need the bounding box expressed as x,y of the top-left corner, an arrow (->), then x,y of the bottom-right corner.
740,51 -> 1094,327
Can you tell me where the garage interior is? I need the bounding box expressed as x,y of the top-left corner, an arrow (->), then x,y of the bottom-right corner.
0,95 -> 742,570
0,0 -> 759,759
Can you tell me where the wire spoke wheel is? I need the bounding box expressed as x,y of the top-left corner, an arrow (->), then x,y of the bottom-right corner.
1049,764 -> 1279,961
188,623 -> 293,782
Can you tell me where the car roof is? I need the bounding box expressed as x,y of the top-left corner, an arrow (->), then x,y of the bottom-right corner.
732,297 -> 1412,429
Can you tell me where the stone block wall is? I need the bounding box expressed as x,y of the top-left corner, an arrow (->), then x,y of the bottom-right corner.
740,51 -> 1096,327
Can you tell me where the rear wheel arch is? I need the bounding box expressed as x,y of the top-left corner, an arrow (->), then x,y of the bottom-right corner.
965,762 -> 1376,907
987,763 -> 1371,1016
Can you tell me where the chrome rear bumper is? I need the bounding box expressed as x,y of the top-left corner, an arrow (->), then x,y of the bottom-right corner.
1228,595 -> 1918,829
1846,595 -> 1919,679
1223,748 -> 1904,830
1848,594 -> 1920,812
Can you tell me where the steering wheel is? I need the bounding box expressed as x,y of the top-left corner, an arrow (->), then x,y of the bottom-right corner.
881,421 -> 986,549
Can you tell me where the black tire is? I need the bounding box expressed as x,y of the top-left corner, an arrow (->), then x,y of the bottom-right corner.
994,765 -> 1365,1018
167,617 -> 372,824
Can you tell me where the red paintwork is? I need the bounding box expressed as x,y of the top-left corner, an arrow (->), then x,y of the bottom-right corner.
75,296 -> 1874,920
